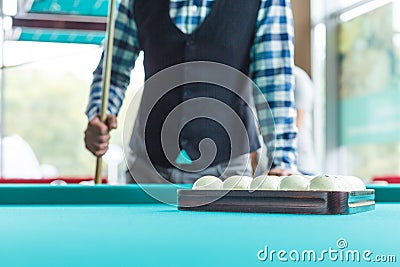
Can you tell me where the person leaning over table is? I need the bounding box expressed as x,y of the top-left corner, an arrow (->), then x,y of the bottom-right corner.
84,0 -> 298,184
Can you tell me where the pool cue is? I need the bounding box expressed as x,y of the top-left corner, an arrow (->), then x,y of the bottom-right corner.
94,0 -> 117,184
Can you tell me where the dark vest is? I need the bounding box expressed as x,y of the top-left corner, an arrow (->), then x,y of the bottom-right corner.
132,0 -> 261,170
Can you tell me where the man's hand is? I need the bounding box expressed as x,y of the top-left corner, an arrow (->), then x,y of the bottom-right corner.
84,115 -> 117,157
267,168 -> 297,176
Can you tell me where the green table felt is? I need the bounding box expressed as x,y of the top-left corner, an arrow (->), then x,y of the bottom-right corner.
367,184 -> 400,202
0,203 -> 399,267
0,184 -> 188,205
0,183 -> 396,204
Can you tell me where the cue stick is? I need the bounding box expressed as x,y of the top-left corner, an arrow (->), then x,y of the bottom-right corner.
94,0 -> 117,184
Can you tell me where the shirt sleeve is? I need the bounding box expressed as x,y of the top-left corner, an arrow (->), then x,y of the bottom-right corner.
294,66 -> 314,112
250,0 -> 298,171
86,0 -> 141,121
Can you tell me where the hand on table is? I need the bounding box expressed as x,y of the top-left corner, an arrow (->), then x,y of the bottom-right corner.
84,115 -> 117,157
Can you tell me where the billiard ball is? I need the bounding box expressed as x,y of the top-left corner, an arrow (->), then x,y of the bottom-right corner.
192,176 -> 223,190
309,175 -> 341,191
249,175 -> 279,191
336,175 -> 366,191
279,175 -> 310,190
222,175 -> 253,190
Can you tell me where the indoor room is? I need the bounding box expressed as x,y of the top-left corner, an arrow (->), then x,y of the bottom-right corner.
0,0 -> 399,266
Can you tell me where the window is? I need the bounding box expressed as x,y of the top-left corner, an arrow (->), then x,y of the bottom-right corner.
1,41 -> 143,178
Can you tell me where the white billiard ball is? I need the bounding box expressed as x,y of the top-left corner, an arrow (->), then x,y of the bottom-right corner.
304,175 -> 316,180
279,175 -> 310,190
309,174 -> 341,191
334,176 -> 353,191
249,175 -> 280,191
222,175 -> 253,190
336,175 -> 366,191
50,180 -> 67,186
192,176 -> 223,190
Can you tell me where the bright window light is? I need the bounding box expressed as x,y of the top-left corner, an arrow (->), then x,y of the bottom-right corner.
393,0 -> 400,32
339,0 -> 392,22
2,0 -> 18,16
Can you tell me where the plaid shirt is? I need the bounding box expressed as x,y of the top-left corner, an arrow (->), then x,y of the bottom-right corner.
87,0 -> 298,171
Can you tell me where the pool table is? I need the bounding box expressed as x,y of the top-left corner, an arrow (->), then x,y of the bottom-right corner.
0,184 -> 398,267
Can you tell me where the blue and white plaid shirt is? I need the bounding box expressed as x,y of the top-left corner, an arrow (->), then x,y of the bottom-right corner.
87,0 -> 298,171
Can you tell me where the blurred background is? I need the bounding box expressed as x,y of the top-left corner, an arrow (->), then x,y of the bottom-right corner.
0,0 -> 399,182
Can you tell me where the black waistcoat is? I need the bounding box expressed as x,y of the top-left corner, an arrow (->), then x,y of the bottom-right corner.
132,0 -> 261,169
